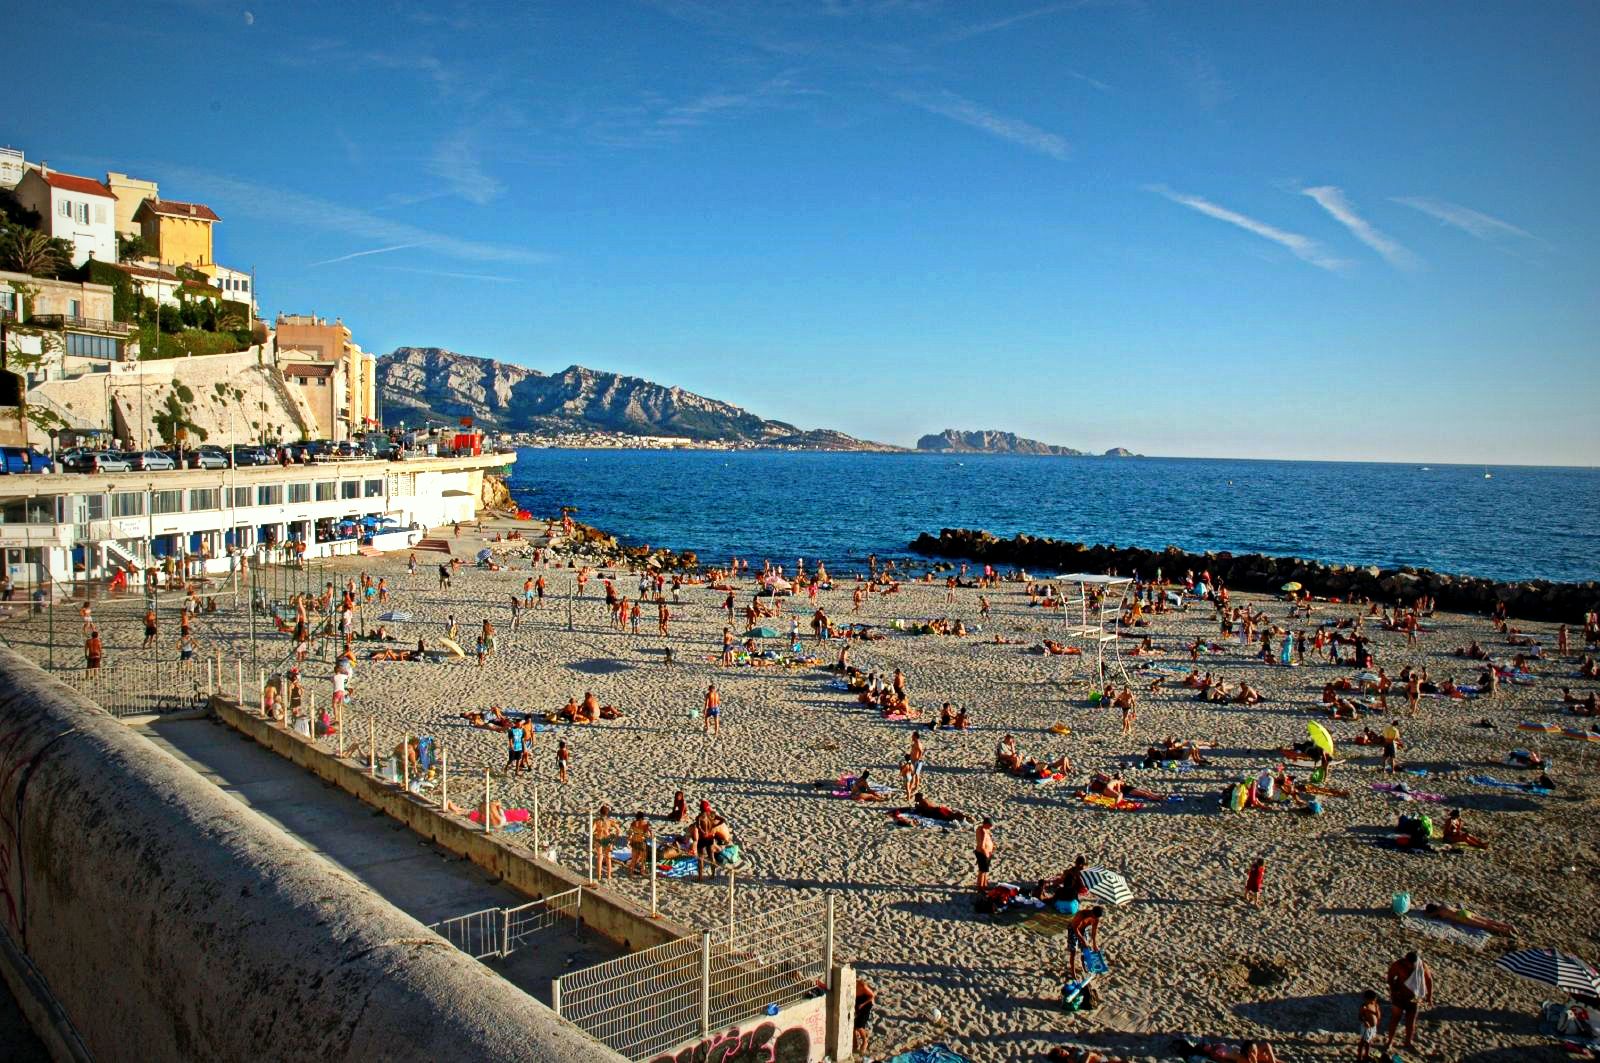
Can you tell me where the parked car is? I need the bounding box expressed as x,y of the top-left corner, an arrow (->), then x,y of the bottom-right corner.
0,446 -> 51,474
60,448 -> 133,473
231,444 -> 271,467
183,445 -> 232,470
128,450 -> 177,472
328,440 -> 361,460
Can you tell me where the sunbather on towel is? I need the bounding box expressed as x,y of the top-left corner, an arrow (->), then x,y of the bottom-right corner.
1440,810 -> 1488,849
850,771 -> 889,801
1423,901 -> 1513,935
1086,772 -> 1160,802
912,794 -> 967,821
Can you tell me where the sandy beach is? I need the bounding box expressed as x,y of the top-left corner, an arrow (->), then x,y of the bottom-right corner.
9,513 -> 1598,1063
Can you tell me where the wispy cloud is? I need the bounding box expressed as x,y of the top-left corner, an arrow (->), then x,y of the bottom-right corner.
428,130 -> 505,205
377,265 -> 517,284
1148,185 -> 1347,271
1068,70 -> 1113,93
155,166 -> 550,265
898,90 -> 1069,160
307,243 -> 422,268
1392,196 -> 1534,242
941,1 -> 1087,43
1302,186 -> 1419,270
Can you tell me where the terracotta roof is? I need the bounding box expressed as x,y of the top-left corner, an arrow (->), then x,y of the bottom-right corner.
39,169 -> 114,199
105,262 -> 179,281
284,364 -> 334,378
138,199 -> 221,222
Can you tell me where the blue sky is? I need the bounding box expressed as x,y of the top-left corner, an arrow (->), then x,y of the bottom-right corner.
11,1 -> 1599,463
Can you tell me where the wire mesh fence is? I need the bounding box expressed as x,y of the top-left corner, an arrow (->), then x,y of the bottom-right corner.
554,894 -> 835,1062
57,657 -> 211,718
426,887 -> 586,962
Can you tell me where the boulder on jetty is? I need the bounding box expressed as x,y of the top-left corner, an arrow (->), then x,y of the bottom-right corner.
909,528 -> 1598,623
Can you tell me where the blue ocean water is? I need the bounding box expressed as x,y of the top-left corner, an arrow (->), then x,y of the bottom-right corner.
504,450 -> 1600,584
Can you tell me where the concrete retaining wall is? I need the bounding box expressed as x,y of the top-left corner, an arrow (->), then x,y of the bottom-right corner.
211,695 -> 695,954
0,646 -> 622,1062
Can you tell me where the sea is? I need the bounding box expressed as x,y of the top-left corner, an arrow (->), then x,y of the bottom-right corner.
503,450 -> 1600,585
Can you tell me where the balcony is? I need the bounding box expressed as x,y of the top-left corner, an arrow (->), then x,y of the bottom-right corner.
27,314 -> 133,336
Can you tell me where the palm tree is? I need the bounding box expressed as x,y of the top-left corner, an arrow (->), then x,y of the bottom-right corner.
0,225 -> 70,277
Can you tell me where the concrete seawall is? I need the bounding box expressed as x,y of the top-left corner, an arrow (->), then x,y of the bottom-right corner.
0,647 -> 622,1062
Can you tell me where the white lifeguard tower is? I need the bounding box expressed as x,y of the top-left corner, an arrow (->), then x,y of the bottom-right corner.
1050,573 -> 1134,688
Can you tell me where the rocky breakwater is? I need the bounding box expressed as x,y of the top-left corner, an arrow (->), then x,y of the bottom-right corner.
550,521 -> 700,573
910,528 -> 1599,623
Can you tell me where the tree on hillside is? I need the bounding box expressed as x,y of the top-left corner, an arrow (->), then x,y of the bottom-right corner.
0,225 -> 71,277
117,233 -> 148,262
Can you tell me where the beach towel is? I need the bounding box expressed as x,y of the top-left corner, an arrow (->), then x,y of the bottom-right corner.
467,807 -> 531,824
1081,793 -> 1147,811
890,812 -> 955,829
1302,784 -> 1350,798
377,610 -> 413,622
1082,948 -> 1110,975
1468,774 -> 1553,795
1372,783 -> 1445,802
888,1045 -> 969,1063
1016,910 -> 1075,938
1400,912 -> 1490,950
1032,773 -> 1069,786
656,857 -> 698,879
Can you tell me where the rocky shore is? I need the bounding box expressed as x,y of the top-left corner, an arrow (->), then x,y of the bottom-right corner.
910,527 -> 1599,622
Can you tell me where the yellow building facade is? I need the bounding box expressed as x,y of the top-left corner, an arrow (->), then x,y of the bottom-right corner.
134,199 -> 219,269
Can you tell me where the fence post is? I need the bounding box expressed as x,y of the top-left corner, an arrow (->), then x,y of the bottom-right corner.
483,769 -> 491,833
551,978 -> 562,1019
307,692 -> 316,740
501,908 -> 511,958
532,787 -> 540,850
586,809 -> 594,883
401,734 -> 410,792
699,932 -> 712,1037
649,835 -> 659,917
727,869 -> 735,939
235,659 -> 243,707
214,648 -> 222,693
257,669 -> 265,713
369,718 -> 376,775
823,892 -> 836,991
206,658 -> 214,695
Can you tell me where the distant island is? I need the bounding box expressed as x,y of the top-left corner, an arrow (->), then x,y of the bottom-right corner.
916,429 -> 1087,455
375,348 -> 901,451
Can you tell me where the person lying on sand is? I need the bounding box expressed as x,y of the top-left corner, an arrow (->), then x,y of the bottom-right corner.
1142,736 -> 1213,767
911,794 -> 967,821
1423,901 -> 1513,935
991,633 -> 1024,645
1047,1047 -> 1128,1063
1015,754 -> 1071,781
1561,688 -> 1600,715
1171,1040 -> 1280,1063
1086,772 -> 1160,802
1040,640 -> 1079,656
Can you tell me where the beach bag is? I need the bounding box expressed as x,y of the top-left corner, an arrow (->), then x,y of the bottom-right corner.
1392,892 -> 1411,915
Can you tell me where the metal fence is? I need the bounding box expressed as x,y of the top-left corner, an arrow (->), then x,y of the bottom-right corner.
554,894 -> 836,1062
58,657 -> 210,718
426,887 -> 585,962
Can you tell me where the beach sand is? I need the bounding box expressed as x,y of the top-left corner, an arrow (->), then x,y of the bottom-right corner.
12,515 -> 1599,1062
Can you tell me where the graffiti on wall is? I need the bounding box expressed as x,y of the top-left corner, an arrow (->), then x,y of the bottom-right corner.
650,1020 -> 812,1063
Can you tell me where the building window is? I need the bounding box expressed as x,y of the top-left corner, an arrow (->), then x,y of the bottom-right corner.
317,378 -> 327,387
364,478 -> 383,497
188,488 -> 219,511
66,333 -> 120,359
59,200 -> 71,218
287,482 -> 310,503
315,482 -> 336,501
77,202 -> 89,224
152,490 -> 183,515
94,203 -> 107,224
0,291 -> 15,315
340,481 -> 360,500
257,484 -> 283,506
68,299 -> 81,318
241,279 -> 249,292
231,486 -> 252,508
111,491 -> 144,517
78,494 -> 107,521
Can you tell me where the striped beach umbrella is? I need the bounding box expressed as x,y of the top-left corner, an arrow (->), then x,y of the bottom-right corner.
1495,948 -> 1600,997
1081,867 -> 1133,907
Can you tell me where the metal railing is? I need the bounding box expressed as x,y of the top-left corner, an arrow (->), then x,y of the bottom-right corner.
26,314 -> 134,336
426,887 -> 585,962
58,657 -> 209,718
554,894 -> 836,1062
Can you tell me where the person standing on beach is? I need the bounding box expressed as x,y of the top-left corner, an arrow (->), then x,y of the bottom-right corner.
853,979 -> 877,1058
507,722 -> 526,775
723,590 -> 735,620
1356,989 -> 1381,1061
721,626 -> 734,666
556,739 -> 570,784
1245,857 -> 1266,906
974,817 -> 995,889
1382,720 -> 1401,773
143,607 -> 158,648
1383,950 -> 1433,1054
535,574 -> 546,607
704,683 -> 721,736
658,599 -> 670,636
1405,672 -> 1421,717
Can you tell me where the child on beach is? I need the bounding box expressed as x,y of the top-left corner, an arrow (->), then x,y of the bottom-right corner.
1357,989 -> 1380,1060
704,683 -> 721,736
556,740 -> 570,784
1245,858 -> 1266,906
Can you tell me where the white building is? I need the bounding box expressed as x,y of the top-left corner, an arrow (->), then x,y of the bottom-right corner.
0,451 -> 509,589
0,147 -> 24,190
211,264 -> 257,314
12,167 -> 118,267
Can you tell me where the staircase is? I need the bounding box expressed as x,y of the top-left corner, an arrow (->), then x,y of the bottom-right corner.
414,538 -> 452,554
103,540 -> 145,572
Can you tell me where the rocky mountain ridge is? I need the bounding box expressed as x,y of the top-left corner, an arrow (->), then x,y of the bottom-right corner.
375,348 -> 897,449
916,429 -> 1084,456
